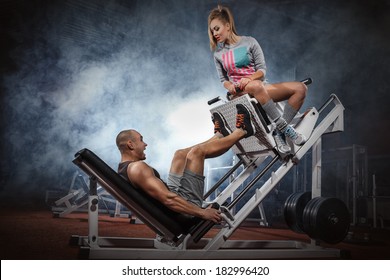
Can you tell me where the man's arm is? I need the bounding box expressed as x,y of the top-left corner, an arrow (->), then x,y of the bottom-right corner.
127,161 -> 221,223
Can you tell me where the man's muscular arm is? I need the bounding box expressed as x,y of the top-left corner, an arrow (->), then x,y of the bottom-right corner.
127,161 -> 221,223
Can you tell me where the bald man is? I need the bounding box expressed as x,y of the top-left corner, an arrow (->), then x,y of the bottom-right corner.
116,104 -> 254,223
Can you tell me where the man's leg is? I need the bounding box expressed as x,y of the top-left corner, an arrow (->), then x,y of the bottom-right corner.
176,105 -> 254,206
167,131 -> 245,207
169,134 -> 220,175
167,134 -> 223,200
185,104 -> 254,175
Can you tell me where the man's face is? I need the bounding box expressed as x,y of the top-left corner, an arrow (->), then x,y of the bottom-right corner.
131,131 -> 148,160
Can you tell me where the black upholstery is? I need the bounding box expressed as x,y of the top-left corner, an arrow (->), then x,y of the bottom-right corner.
73,148 -> 215,242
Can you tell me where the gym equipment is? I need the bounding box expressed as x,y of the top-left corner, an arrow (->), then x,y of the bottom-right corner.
52,171 -> 131,218
302,197 -> 350,244
71,82 -> 348,259
72,149 -> 220,247
284,191 -> 312,233
284,192 -> 350,243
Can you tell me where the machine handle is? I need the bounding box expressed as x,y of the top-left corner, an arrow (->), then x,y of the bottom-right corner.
300,77 -> 312,85
207,96 -> 221,105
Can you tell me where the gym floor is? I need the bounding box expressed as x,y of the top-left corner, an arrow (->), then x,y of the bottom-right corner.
1,202 -> 389,260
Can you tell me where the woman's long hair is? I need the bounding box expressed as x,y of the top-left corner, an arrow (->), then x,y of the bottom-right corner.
207,5 -> 239,51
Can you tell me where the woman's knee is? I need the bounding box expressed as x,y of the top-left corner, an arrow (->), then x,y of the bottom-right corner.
295,82 -> 307,100
245,80 -> 265,94
245,80 -> 269,103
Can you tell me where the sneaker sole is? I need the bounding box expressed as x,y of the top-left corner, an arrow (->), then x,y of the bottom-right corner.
236,104 -> 255,138
213,112 -> 231,136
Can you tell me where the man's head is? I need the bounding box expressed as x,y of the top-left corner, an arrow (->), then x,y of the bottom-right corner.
116,129 -> 147,160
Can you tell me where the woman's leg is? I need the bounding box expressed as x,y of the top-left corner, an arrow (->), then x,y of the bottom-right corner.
245,80 -> 307,146
244,80 -> 307,117
265,81 -> 307,112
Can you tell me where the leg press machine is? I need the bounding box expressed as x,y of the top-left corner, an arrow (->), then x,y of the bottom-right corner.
71,87 -> 347,259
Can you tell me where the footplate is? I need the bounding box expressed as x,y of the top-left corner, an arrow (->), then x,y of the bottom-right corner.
210,95 -> 276,157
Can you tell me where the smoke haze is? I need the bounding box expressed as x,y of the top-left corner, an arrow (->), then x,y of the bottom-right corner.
0,0 -> 389,200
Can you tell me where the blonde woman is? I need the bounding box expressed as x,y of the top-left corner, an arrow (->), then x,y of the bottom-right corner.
208,5 -> 308,154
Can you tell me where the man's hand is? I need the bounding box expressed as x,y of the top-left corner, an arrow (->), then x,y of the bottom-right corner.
201,207 -> 222,223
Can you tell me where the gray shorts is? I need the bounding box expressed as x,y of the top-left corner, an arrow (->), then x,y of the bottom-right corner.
167,170 -> 205,207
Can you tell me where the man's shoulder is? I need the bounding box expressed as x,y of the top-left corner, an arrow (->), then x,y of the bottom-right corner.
127,160 -> 150,171
127,161 -> 157,185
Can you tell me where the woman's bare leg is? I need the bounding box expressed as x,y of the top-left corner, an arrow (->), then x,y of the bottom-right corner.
265,81 -> 307,111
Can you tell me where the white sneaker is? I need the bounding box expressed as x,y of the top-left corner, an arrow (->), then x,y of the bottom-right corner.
273,130 -> 291,155
284,125 -> 307,146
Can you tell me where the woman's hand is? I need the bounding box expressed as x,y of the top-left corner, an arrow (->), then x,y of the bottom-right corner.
238,77 -> 252,91
225,81 -> 237,95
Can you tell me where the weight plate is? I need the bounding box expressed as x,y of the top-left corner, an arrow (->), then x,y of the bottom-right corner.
284,192 -> 298,230
302,196 -> 323,238
312,197 -> 350,244
284,192 -> 312,233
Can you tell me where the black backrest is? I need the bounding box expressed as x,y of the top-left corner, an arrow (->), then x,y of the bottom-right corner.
73,148 -> 202,241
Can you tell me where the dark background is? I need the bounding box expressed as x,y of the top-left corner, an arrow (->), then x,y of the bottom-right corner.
0,0 -> 389,217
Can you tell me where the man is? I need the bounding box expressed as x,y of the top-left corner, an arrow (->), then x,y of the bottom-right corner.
116,104 -> 255,223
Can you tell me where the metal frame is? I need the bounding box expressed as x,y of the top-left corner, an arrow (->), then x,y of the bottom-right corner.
52,171 -> 130,218
72,94 -> 346,259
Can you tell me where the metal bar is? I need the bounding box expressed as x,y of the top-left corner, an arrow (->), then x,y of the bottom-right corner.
203,158 -> 244,200
352,144 -> 357,225
311,138 -> 322,198
227,156 -> 279,210
318,94 -> 337,114
88,176 -> 99,248
212,156 -> 267,205
75,236 -> 342,259
373,174 -> 377,228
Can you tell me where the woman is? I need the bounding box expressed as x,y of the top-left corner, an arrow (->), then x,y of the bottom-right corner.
208,5 -> 307,155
